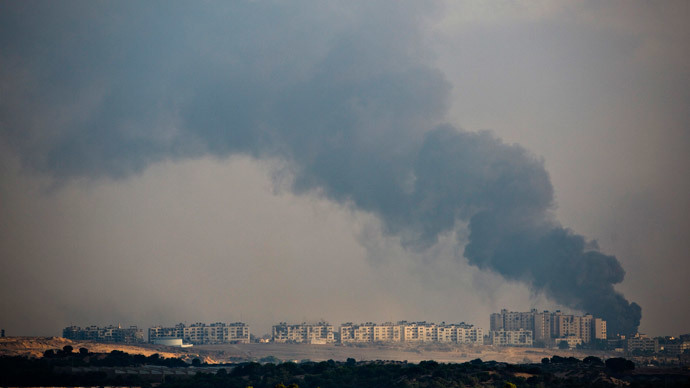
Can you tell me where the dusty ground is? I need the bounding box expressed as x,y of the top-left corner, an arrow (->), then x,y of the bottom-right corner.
195,342 -> 616,364
1,337 -> 616,365
0,337 -> 192,360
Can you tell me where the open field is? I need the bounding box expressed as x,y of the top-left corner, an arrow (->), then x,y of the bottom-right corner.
1,337 -> 618,364
195,342 -> 616,364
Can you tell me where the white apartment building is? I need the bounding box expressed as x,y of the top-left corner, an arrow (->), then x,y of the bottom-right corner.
340,321 -> 483,344
272,322 -> 335,344
402,322 -> 436,342
373,323 -> 403,342
490,329 -> 533,346
148,322 -> 250,344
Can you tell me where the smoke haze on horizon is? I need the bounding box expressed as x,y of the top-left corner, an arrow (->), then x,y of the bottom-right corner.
1,1 -> 688,337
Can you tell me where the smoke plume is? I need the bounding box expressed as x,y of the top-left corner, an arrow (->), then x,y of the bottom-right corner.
0,1 -> 640,334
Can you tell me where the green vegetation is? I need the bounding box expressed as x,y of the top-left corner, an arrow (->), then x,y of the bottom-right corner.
1,349 -> 689,387
0,346 -> 186,387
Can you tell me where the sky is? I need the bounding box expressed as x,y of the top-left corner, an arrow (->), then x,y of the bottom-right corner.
1,1 -> 688,338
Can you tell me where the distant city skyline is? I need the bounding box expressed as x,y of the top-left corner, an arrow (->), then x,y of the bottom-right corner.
2,1 -> 689,338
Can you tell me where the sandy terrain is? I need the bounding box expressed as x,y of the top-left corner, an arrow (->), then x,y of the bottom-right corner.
0,337 -> 190,359
196,342 -> 615,364
1,337 -> 616,365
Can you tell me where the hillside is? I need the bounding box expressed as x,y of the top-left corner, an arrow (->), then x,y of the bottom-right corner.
0,337 -> 194,360
1,337 -> 618,365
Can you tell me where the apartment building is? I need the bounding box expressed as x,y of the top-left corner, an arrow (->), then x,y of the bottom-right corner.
533,311 -> 552,343
373,322 -> 403,342
491,310 -> 535,332
555,336 -> 583,349
402,322 -> 435,342
592,318 -> 607,340
436,322 -> 484,344
63,325 -> 144,343
148,322 -> 250,344
551,312 -> 593,343
662,341 -> 690,355
490,309 -> 607,346
490,329 -> 533,346
272,322 -> 335,344
627,333 -> 660,354
339,321 -> 483,344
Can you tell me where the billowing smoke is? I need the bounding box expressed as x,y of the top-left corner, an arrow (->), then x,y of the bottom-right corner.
0,1 -> 640,334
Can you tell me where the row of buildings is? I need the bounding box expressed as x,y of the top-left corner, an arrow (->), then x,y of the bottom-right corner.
63,323 -> 250,345
59,316 -> 690,356
489,309 -> 607,347
148,322 -> 250,345
272,321 -> 484,345
62,325 -> 144,343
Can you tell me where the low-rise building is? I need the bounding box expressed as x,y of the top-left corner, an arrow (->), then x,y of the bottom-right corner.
661,342 -> 690,355
490,329 -> 533,346
555,336 -> 584,349
63,325 -> 144,343
151,337 -> 194,348
627,333 -> 659,354
272,322 -> 335,344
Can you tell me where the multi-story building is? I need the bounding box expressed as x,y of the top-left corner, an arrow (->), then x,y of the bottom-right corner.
627,333 -> 659,354
148,322 -> 250,344
490,309 -> 606,346
62,325 -> 144,343
272,322 -> 335,344
662,341 -> 690,355
339,321 -> 483,344
555,336 -> 583,349
490,310 -> 535,333
436,322 -> 484,344
340,322 -> 373,343
148,323 -> 185,340
402,322 -> 435,342
592,318 -> 607,341
373,322 -> 403,342
551,312 -> 593,343
490,329 -> 533,346
533,311 -> 552,343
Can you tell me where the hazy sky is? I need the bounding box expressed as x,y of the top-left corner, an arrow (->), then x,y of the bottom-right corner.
1,1 -> 688,337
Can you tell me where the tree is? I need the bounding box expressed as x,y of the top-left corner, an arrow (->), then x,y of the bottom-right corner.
605,357 -> 635,372
583,356 -> 603,365
259,355 -> 281,364
558,341 -> 570,350
192,358 -> 201,367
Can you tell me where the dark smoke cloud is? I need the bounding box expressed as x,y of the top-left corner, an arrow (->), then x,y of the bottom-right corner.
0,1 -> 640,334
